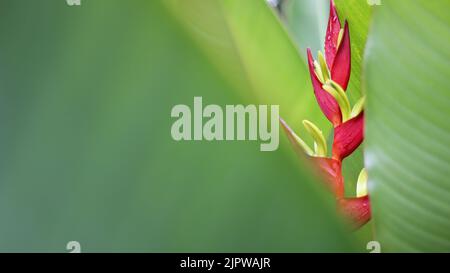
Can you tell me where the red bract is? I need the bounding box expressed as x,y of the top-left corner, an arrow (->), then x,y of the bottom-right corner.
325,0 -> 351,90
310,157 -> 344,198
331,21 -> 351,90
280,0 -> 370,230
307,0 -> 352,127
338,196 -> 371,229
307,48 -> 342,127
332,112 -> 364,161
324,0 -> 341,68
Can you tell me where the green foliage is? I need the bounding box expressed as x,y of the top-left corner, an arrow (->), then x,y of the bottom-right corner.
0,0 -> 353,252
365,0 -> 450,252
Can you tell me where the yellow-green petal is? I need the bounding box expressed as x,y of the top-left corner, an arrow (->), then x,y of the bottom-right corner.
322,80 -> 352,122
356,168 -> 368,197
302,119 -> 327,157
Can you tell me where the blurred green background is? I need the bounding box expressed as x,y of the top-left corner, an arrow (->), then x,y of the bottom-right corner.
0,0 -> 355,252
0,0 -> 449,252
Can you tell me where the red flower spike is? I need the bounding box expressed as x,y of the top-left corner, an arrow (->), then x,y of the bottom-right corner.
310,157 -> 344,198
307,48 -> 342,126
337,195 -> 371,229
331,21 -> 351,90
332,111 -> 364,161
281,0 -> 371,229
324,0 -> 341,68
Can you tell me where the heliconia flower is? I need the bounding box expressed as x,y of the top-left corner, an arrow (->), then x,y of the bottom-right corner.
307,0 -> 352,127
280,117 -> 370,228
280,0 -> 370,229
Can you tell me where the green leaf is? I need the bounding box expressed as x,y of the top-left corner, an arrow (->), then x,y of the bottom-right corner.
334,0 -> 372,103
0,0 -> 354,251
364,0 -> 450,252
282,0 -> 329,55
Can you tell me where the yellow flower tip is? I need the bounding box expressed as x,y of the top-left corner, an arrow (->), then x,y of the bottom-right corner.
356,168 -> 368,197
314,60 -> 325,83
337,28 -> 344,48
279,118 -> 314,156
302,119 -> 327,157
317,51 -> 330,82
322,80 -> 351,122
351,96 -> 366,118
